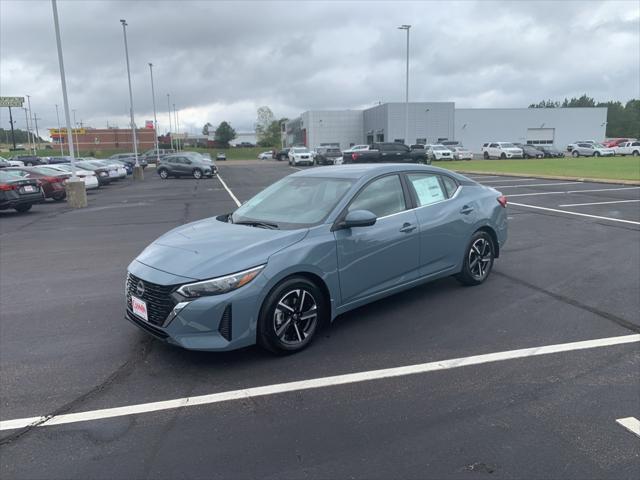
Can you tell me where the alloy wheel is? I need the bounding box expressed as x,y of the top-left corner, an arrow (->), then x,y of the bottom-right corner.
272,289 -> 318,346
468,237 -> 492,281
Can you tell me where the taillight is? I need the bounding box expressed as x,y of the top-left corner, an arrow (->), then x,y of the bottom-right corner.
41,176 -> 63,183
0,183 -> 15,191
351,153 -> 359,161
497,195 -> 508,208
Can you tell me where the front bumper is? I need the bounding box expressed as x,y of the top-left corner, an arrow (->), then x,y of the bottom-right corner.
125,261 -> 268,351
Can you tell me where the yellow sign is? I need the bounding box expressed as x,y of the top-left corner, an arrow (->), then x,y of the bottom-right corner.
49,128 -> 86,135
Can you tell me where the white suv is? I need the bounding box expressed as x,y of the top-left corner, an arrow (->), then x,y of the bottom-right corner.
482,142 -> 523,159
614,141 -> 640,156
426,144 -> 454,161
288,147 -> 314,166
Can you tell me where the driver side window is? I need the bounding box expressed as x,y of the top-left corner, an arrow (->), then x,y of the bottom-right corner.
348,175 -> 406,218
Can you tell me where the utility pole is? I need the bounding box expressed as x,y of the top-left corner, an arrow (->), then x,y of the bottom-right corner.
55,104 -> 64,155
33,113 -> 42,150
167,93 -> 174,150
8,106 -> 17,151
26,95 -> 36,154
148,63 -> 160,165
23,108 -> 33,153
173,103 -> 179,151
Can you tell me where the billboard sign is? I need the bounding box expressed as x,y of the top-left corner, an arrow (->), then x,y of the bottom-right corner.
145,120 -> 154,129
0,96 -> 25,108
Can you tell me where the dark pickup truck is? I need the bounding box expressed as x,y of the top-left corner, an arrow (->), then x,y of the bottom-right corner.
343,142 -> 429,164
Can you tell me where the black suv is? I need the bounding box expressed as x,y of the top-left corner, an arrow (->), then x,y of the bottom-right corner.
275,148 -> 290,161
157,154 -> 214,179
315,147 -> 342,165
11,155 -> 47,166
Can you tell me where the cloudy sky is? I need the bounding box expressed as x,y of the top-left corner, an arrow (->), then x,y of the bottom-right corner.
1,0 -> 638,138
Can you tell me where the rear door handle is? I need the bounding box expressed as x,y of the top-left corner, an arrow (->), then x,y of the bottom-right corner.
399,222 -> 416,233
460,206 -> 474,215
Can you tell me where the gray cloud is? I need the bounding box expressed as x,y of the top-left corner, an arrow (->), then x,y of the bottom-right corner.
1,0 -> 638,138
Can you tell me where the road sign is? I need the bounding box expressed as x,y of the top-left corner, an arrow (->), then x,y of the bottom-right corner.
0,96 -> 25,108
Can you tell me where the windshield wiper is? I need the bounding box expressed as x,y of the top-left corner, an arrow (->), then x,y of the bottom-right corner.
233,220 -> 279,230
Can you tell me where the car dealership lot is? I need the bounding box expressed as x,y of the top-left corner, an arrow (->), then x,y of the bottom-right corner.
1,163 -> 638,479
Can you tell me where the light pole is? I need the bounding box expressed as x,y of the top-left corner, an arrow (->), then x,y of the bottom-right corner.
55,104 -> 64,155
173,103 -> 179,151
23,108 -> 33,153
425,108 -> 430,144
26,95 -> 36,154
51,0 -> 86,207
148,63 -> 160,165
73,109 -> 80,156
167,93 -> 174,150
120,18 -> 141,177
397,24 -> 411,145
33,113 -> 42,150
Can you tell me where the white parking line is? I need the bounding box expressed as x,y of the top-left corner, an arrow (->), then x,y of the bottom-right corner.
559,199 -> 640,208
508,186 -> 640,198
616,417 -> 640,438
1,334 -> 638,432
509,202 -> 640,225
468,175 -> 501,180
290,166 -> 302,171
479,178 -> 534,184
496,182 -> 582,189
217,174 -> 241,207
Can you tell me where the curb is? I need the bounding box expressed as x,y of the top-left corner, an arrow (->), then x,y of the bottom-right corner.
449,169 -> 640,186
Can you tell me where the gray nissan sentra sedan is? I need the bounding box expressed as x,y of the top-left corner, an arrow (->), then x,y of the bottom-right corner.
126,164 -> 508,353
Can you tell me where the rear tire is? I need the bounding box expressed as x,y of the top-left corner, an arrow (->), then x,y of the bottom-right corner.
633,151 -> 639,157
158,168 -> 169,179
15,204 -> 32,213
483,152 -> 489,159
594,151 -> 600,157
456,231 -> 495,286
258,276 -> 327,354
52,192 -> 66,202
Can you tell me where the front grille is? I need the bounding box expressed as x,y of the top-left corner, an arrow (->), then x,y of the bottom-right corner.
218,305 -> 232,341
126,309 -> 169,339
126,273 -> 177,326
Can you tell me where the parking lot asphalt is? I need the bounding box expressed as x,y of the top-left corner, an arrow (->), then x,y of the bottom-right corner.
1,163 -> 639,479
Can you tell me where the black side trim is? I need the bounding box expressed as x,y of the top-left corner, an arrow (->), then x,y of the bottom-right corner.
218,305 -> 232,341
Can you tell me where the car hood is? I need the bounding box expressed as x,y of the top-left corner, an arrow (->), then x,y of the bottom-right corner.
135,217 -> 308,280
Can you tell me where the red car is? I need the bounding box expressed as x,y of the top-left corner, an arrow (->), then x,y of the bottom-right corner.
603,138 -> 632,148
5,167 -> 69,201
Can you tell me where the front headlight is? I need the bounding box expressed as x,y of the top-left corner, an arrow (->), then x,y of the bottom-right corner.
176,265 -> 265,298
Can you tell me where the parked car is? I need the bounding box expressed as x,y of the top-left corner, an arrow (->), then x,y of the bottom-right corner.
84,160 -> 126,179
343,142 -> 429,164
567,140 -> 596,152
157,154 -> 214,179
451,146 -> 474,160
0,170 -> 45,213
258,151 -> 274,160
481,142 -> 523,159
603,138 -> 634,148
0,157 -> 10,168
538,146 -> 565,158
43,156 -> 71,164
426,144 -> 454,161
409,144 -> 426,151
235,142 -> 255,148
109,153 -> 148,169
125,164 -> 507,353
76,161 -> 112,186
614,140 -> 640,156
342,145 -> 371,154
315,147 -> 343,165
514,143 -> 544,159
10,155 -> 47,166
288,147 -> 314,166
45,164 -> 100,190
5,166 -> 69,201
141,148 -> 175,164
1,156 -> 25,167
570,142 -> 615,157
216,152 -> 227,161
275,148 -> 291,161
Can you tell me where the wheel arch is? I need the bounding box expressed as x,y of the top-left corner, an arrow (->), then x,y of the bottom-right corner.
475,225 -> 500,258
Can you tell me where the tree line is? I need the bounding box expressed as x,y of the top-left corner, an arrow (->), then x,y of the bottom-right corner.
529,95 -> 640,138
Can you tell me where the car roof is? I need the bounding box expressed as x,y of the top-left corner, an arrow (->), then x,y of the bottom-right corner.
289,163 -> 460,180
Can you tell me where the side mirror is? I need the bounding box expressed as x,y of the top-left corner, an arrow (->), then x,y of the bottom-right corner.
341,210 -> 377,229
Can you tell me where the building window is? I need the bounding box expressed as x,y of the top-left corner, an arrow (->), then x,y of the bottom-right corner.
376,133 -> 384,142
416,138 -> 426,144
394,138 -> 404,144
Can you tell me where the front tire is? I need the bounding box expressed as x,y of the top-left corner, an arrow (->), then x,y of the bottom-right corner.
192,169 -> 203,179
158,168 -> 169,179
593,151 -> 600,157
500,153 -> 506,159
456,231 -> 495,286
572,151 -> 579,157
483,152 -> 489,159
258,276 -> 326,354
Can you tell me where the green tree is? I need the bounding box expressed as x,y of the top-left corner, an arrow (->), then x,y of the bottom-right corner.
202,122 -> 213,135
214,121 -> 236,146
255,106 -> 275,146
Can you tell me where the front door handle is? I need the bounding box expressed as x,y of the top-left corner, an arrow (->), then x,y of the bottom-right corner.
399,222 -> 416,233
460,205 -> 474,215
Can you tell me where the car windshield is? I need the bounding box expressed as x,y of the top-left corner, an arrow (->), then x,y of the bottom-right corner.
593,143 -> 605,148
292,148 -> 309,153
433,146 -> 447,151
231,176 -> 353,228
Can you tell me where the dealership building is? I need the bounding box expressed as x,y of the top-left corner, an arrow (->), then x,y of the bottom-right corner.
284,103 -> 607,152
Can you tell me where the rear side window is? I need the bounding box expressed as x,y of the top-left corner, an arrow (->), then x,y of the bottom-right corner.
349,175 -> 406,218
407,174 -> 446,206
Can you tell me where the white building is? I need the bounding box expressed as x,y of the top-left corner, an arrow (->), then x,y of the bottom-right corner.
285,103 -> 608,153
